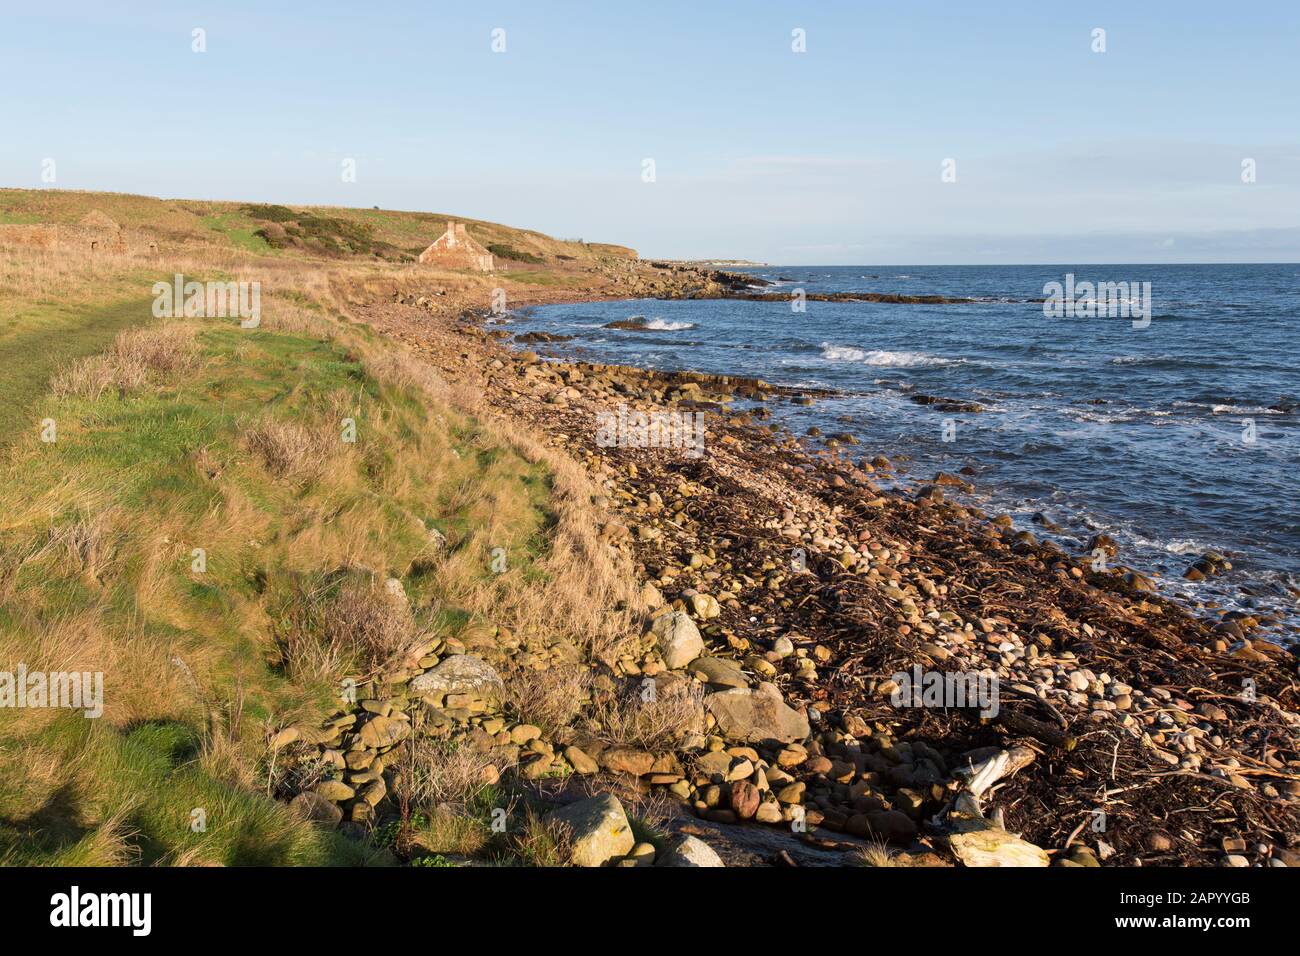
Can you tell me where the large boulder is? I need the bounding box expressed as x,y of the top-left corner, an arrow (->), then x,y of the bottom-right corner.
658,834 -> 725,867
547,793 -> 635,867
410,654 -> 504,703
705,682 -> 809,744
650,611 -> 705,669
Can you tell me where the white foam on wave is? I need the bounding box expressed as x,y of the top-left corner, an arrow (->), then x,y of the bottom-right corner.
820,344 -> 955,367
1210,404 -> 1282,415
1130,535 -> 1212,557
1171,400 -> 1284,416
821,345 -> 869,361
643,318 -> 695,331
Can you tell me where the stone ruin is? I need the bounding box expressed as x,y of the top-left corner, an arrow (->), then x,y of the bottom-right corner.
417,220 -> 494,271
0,209 -> 158,255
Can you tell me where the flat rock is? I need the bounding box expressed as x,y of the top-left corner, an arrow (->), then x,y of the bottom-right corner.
600,747 -> 655,776
705,682 -> 809,745
690,656 -> 748,689
410,654 -> 504,703
547,793 -> 635,867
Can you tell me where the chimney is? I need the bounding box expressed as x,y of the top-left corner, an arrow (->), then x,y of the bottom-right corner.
446,220 -> 457,246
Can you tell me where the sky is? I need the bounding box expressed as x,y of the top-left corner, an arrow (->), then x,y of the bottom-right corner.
2,1 -> 1297,264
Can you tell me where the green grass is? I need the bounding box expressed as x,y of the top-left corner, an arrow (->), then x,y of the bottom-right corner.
487,243 -> 544,265
0,297 -> 155,449
201,213 -> 272,254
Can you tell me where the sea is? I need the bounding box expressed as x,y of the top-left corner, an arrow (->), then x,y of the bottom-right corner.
508,264 -> 1299,644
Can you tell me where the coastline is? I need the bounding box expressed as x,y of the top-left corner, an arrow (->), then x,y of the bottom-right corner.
353,267 -> 1300,866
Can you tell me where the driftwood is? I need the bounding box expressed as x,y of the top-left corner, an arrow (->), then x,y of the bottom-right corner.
956,744 -> 1037,799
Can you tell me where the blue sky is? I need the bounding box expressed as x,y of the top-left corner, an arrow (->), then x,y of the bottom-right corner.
3,1 -> 1297,263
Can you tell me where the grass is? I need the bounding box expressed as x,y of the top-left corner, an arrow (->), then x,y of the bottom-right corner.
0,717 -> 379,866
0,297 -> 156,449
0,192 -> 642,867
0,186 -> 636,264
201,213 -> 272,255
487,243 -> 544,265
0,295 -> 585,865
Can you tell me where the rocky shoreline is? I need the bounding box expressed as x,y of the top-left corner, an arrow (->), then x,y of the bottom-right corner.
277,267 -> 1300,868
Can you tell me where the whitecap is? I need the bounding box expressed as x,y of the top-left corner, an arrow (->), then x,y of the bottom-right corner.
821,344 -> 869,362
819,343 -> 956,367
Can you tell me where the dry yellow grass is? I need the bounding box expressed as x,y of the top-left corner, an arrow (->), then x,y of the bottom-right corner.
504,663 -> 593,734
51,324 -> 197,400
593,679 -> 706,752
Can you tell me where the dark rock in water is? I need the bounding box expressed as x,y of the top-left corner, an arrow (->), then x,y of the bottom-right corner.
1088,533 -> 1119,557
909,393 -> 983,413
1031,512 -> 1062,531
603,317 -> 648,330
515,331 -> 573,343
1185,552 -> 1230,580
934,471 -> 973,492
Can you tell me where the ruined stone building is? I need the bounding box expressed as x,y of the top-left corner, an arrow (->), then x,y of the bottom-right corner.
417,221 -> 494,271
0,209 -> 157,254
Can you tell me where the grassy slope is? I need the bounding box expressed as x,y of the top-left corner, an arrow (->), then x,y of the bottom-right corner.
0,192 -> 608,864
0,188 -> 637,264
